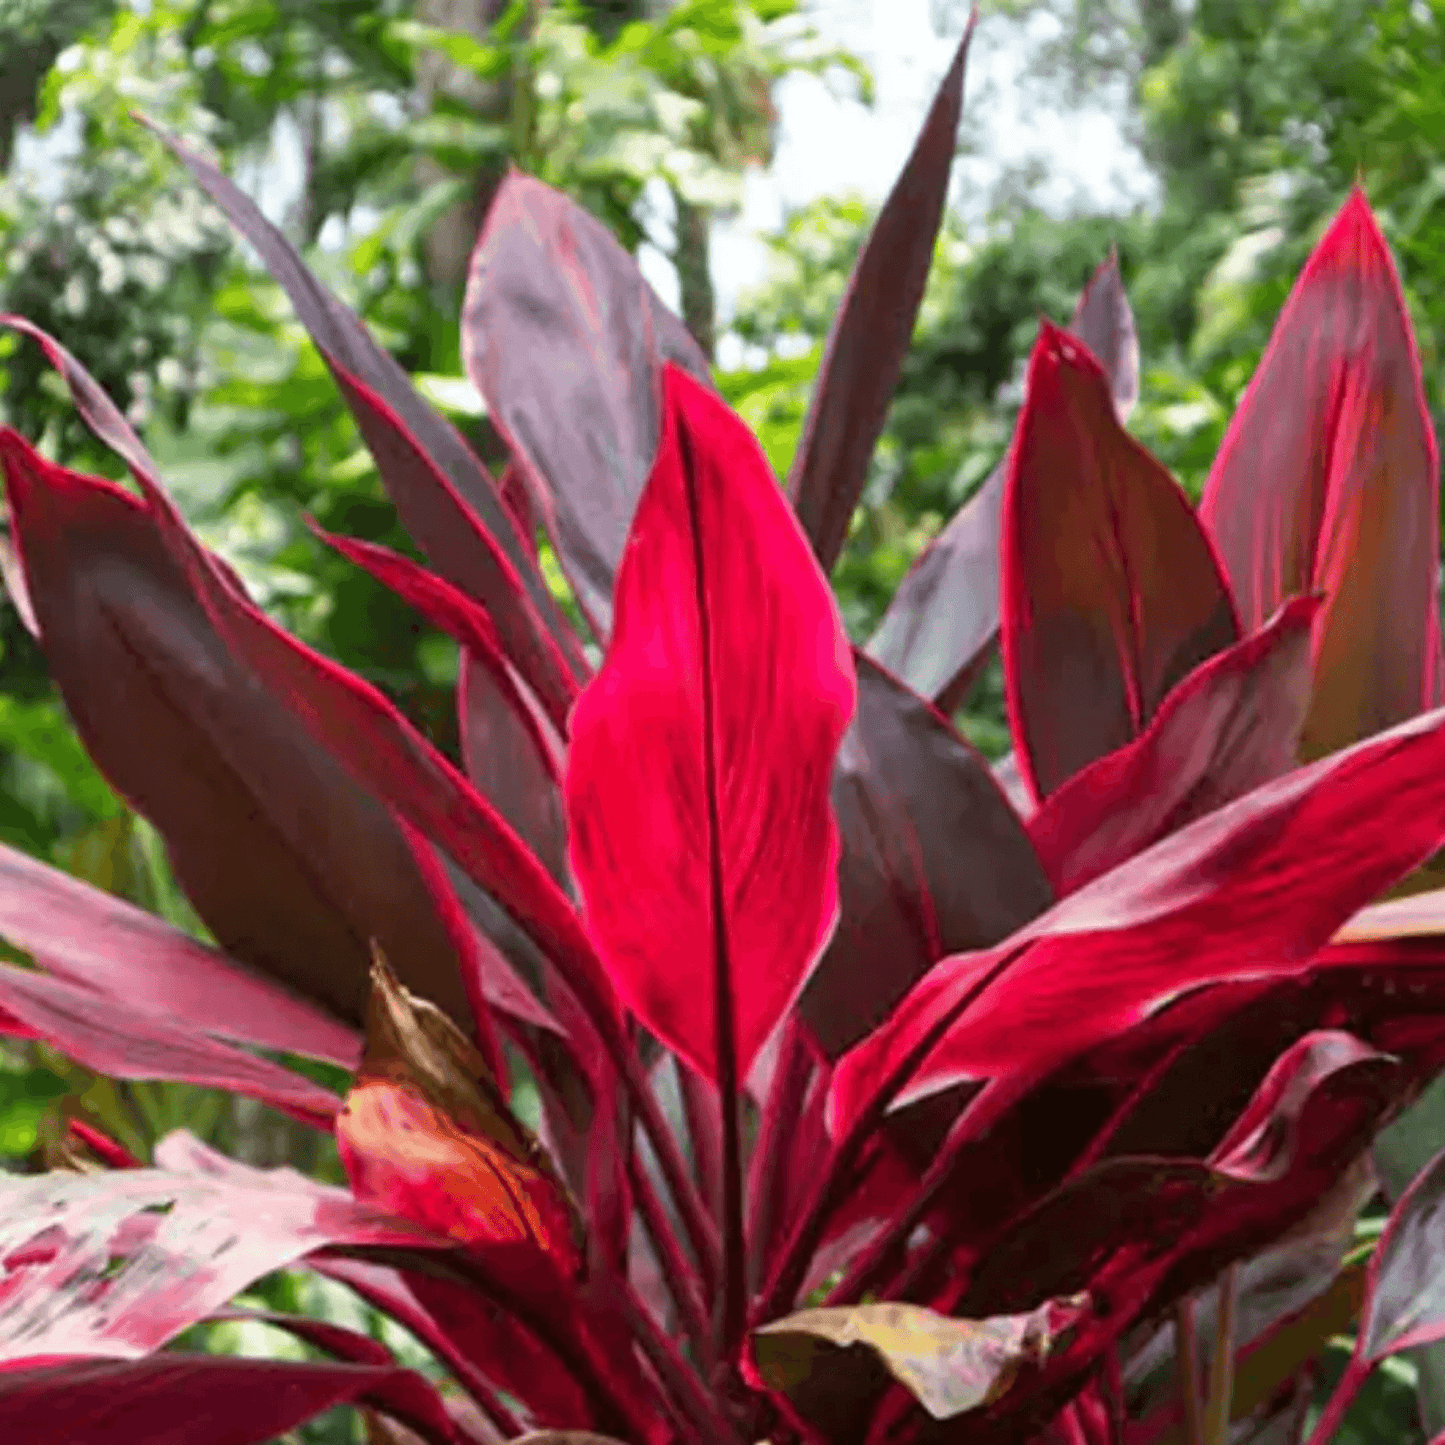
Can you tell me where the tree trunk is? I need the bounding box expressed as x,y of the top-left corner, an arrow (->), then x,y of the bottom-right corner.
672,187 -> 716,362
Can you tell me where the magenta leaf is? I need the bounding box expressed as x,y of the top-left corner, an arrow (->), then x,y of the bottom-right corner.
830,701 -> 1445,1134
0,430 -> 481,1033
866,247 -> 1143,709
799,652 -> 1053,1058
462,172 -> 712,637
1028,596 -> 1320,896
1198,187 -> 1441,761
0,840 -> 357,1067
0,960 -> 341,1128
0,1356 -> 461,1445
0,1165 -> 436,1361
565,362 -> 856,1083
1002,321 -> 1239,803
136,129 -> 585,689
786,11 -> 977,574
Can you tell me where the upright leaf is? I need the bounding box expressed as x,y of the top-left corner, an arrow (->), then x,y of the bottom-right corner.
1198,188 -> 1441,761
1028,597 -> 1319,896
1001,321 -> 1238,802
336,953 -> 583,1282
800,654 -> 1052,1058
133,133 -> 588,692
462,172 -> 712,637
565,363 -> 856,1083
0,432 -> 477,1033
867,247 -> 1144,707
786,10 -> 977,574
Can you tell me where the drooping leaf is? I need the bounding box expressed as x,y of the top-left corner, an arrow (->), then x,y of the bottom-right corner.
866,247 -> 1142,707
786,12 -> 977,574
800,653 -> 1052,1058
461,171 -> 712,637
1028,596 -> 1319,896
133,134 -> 587,692
565,363 -> 856,1083
0,1356 -> 461,1445
749,1298 -> 1069,1437
1198,187 -> 1441,762
1001,321 -> 1238,803
0,1164 -> 434,1360
336,952 -> 583,1281
0,840 -> 357,1067
0,960 -> 341,1128
203,1305 -> 397,1367
830,700 -> 1445,1133
0,431 -> 480,1033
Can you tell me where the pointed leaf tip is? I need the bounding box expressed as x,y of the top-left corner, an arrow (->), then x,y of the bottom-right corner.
566,363 -> 856,1083
1200,185 -> 1439,761
1002,321 -> 1238,802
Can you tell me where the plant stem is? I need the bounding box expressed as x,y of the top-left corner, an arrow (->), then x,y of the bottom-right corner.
631,1152 -> 715,1367
1203,1264 -> 1239,1444
1302,1353 -> 1371,1445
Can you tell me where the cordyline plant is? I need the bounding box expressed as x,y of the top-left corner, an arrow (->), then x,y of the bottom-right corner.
9,12 -> 1445,1445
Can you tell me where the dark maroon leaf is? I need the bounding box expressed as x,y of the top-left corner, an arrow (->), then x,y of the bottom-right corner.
1001,321 -> 1238,803
458,647 -> 569,889
0,960 -> 341,1127
1028,596 -> 1319,896
0,1160 -> 435,1360
324,363 -> 584,735
461,171 -> 712,636
800,652 -> 1053,1058
0,840 -> 357,1067
0,432 -> 478,1034
866,248 -> 1142,707
1360,1143 -> 1445,1359
0,1356 -> 460,1445
133,132 -> 586,691
204,1305 -> 396,1367
1198,189 -> 1441,762
786,11 -> 977,574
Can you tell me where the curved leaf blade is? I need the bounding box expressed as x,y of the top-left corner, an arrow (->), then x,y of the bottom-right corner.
565,363 -> 856,1082
1198,187 -> 1441,761
1001,321 -> 1239,802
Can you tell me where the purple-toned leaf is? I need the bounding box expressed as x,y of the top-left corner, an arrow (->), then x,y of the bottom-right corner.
324,363 -> 584,734
0,1165 -> 435,1361
462,171 -> 712,637
0,959 -> 341,1127
0,431 -> 483,1034
866,248 -> 1141,708
1198,188 -> 1441,762
1028,596 -> 1319,896
1002,321 -> 1238,803
786,11 -> 977,574
565,363 -> 856,1082
0,1356 -> 461,1445
1360,1143 -> 1445,1359
0,840 -> 357,1067
133,134 -> 587,691
204,1305 -> 396,1367
830,701 -> 1445,1134
459,646 -> 570,889
800,652 -> 1052,1058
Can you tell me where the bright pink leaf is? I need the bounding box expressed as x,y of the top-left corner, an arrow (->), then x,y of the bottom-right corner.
830,701 -> 1445,1134
1198,188 -> 1441,761
0,841 -> 357,1067
0,960 -> 341,1128
1028,596 -> 1320,895
0,1162 -> 435,1361
1001,321 -> 1239,802
565,362 -> 856,1083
